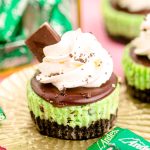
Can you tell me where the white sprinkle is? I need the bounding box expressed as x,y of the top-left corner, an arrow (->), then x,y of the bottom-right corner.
112,84 -> 116,88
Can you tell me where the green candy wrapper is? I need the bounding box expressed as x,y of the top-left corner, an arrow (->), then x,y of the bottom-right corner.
0,146 -> 7,150
0,0 -> 72,41
0,0 -> 72,70
0,107 -> 6,121
87,127 -> 150,150
0,0 -> 28,42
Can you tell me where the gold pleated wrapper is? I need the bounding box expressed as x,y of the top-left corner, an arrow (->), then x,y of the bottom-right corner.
0,66 -> 150,150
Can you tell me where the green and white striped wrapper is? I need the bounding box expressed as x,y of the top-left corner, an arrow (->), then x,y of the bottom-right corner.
28,0 -> 72,35
101,0 -> 144,39
0,107 -> 6,121
122,45 -> 150,90
0,0 -> 72,70
0,0 -> 72,41
0,0 -> 28,42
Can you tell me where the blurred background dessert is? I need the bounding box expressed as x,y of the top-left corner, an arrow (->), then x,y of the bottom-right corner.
102,0 -> 150,41
122,14 -> 150,102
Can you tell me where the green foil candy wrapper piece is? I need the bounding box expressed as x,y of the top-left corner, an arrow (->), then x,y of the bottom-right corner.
0,107 -> 6,121
87,127 -> 150,150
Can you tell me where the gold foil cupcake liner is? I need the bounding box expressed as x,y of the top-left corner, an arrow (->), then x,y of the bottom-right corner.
0,67 -> 150,150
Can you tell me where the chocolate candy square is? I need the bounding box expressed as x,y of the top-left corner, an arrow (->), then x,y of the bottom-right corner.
25,22 -> 60,62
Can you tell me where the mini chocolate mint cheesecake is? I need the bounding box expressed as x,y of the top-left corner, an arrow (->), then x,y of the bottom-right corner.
123,15 -> 150,102
102,0 -> 150,41
26,23 -> 120,140
27,73 -> 119,140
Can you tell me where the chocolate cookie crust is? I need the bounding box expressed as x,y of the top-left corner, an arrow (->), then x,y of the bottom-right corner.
30,111 -> 117,140
126,81 -> 150,103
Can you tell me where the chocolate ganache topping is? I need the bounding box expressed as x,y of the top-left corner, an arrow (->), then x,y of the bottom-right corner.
111,0 -> 150,14
31,73 -> 117,107
130,47 -> 150,67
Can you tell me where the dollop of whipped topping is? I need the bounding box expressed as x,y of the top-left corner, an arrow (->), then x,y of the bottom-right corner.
36,29 -> 113,91
132,14 -> 150,59
112,0 -> 150,12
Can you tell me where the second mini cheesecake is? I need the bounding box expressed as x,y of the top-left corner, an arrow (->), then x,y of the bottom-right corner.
102,0 -> 150,41
123,15 -> 150,102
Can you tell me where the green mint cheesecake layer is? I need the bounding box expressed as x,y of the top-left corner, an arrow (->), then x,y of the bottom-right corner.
122,45 -> 150,90
101,0 -> 144,39
27,82 -> 119,128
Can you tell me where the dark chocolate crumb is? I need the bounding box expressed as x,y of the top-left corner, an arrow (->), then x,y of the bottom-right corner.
70,111 -> 76,114
86,92 -> 91,98
90,53 -> 94,57
79,58 -> 85,63
88,75 -> 92,77
39,105 -> 44,112
69,54 -> 73,58
54,94 -> 59,98
67,117 -> 72,123
88,109 -> 93,115
85,78 -> 88,83
49,73 -> 60,77
60,87 -> 66,96
74,58 -> 82,63
60,92 -> 65,96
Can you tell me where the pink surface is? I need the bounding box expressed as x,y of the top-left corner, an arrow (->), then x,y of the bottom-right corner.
81,0 -> 125,77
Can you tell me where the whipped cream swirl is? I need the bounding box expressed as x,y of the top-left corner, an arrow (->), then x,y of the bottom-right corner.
36,29 -> 113,91
112,0 -> 150,12
132,14 -> 150,59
